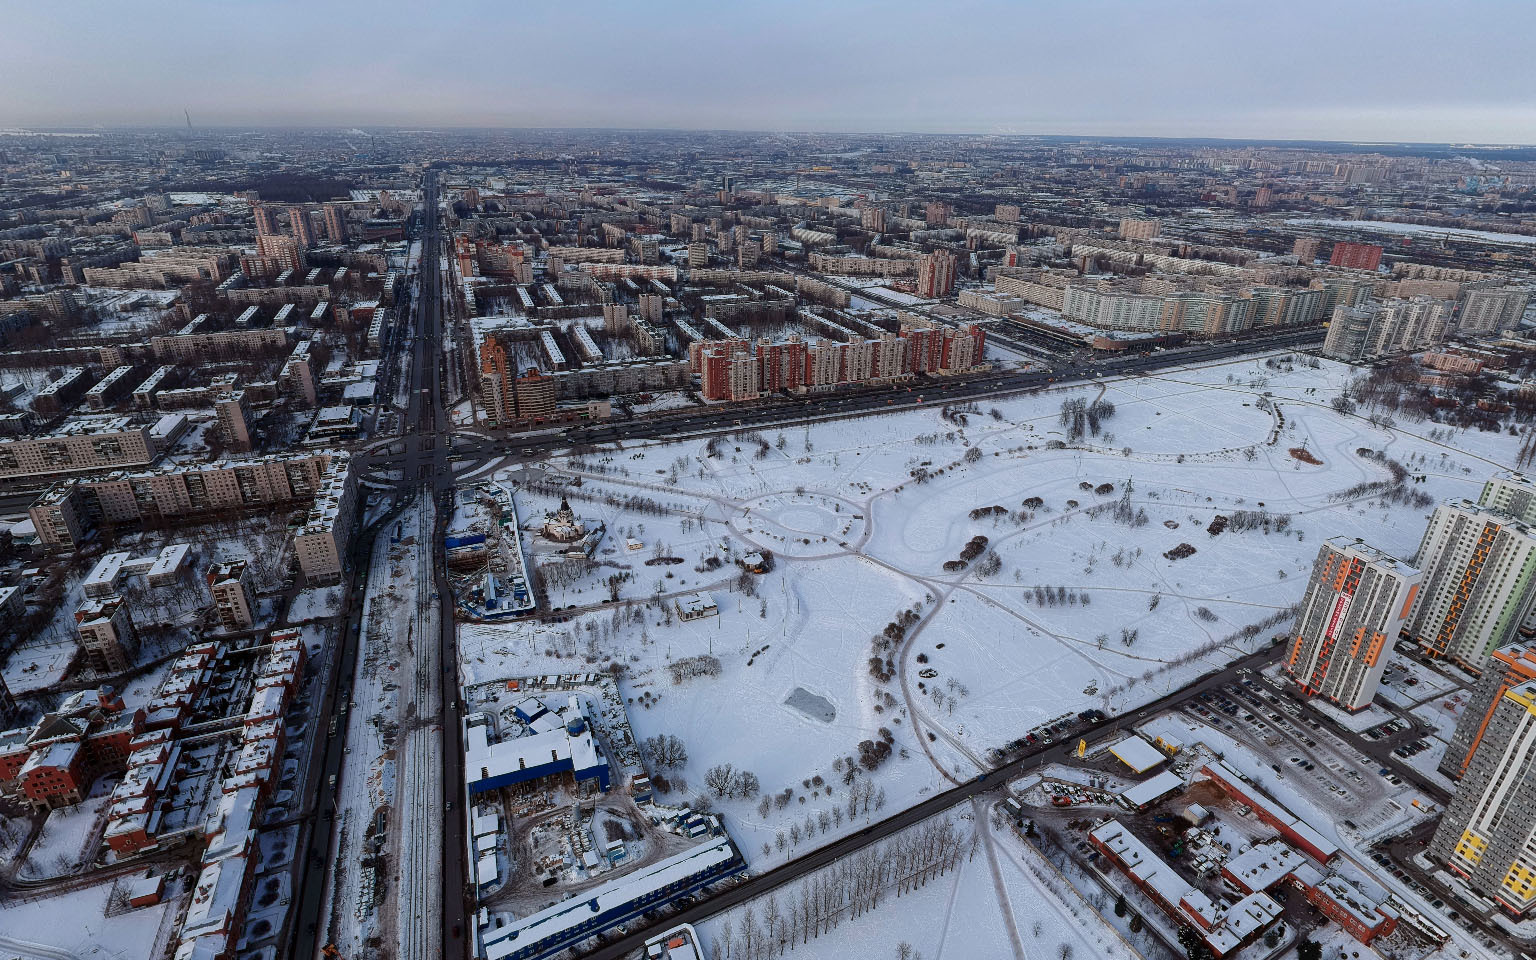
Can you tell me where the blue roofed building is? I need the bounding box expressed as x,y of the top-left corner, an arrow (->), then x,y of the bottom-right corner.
465,695 -> 610,795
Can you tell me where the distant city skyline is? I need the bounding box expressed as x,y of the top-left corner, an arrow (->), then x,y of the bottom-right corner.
5,0 -> 1536,143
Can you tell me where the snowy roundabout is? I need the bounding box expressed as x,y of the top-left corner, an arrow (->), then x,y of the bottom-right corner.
730,490 -> 867,557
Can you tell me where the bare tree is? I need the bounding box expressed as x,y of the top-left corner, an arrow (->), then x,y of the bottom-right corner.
705,763 -> 736,797
641,733 -> 688,769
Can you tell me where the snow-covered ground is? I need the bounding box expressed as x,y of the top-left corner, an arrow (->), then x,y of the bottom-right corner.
20,784 -> 113,879
1284,217 -> 1536,247
458,352 -> 1526,891
0,877 -> 173,960
698,804 -> 1139,960
286,584 -> 342,623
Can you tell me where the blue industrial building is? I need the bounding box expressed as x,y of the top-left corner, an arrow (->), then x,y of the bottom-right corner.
464,698 -> 611,795
478,835 -> 744,960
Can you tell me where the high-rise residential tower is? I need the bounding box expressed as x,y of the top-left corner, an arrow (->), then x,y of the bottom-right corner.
1441,644 -> 1536,779
1285,537 -> 1420,711
1405,501 -> 1536,672
1430,679 -> 1536,916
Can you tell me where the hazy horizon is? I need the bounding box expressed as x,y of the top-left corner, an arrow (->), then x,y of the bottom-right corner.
5,0 -> 1535,144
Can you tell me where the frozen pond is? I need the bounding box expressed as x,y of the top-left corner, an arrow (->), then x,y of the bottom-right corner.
784,686 -> 836,723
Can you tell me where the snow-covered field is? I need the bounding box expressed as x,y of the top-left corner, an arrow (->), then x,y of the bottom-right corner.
0,878 -> 171,960
698,804 -> 1138,960
20,785 -> 113,879
458,352 -> 1523,880
1285,217 -> 1536,247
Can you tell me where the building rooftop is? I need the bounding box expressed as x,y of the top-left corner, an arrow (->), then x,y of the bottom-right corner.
1119,769 -> 1184,808
1223,840 -> 1307,893
481,836 -> 736,960
1108,735 -> 1167,773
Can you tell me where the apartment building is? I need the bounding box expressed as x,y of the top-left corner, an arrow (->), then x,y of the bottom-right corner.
223,284 -> 329,309
288,206 -> 317,247
0,689 -> 138,812
150,326 -> 291,362
33,366 -> 94,417
323,203 -> 348,243
1063,284 -> 1166,332
1442,644 -> 1536,779
513,370 -> 557,421
915,250 -> 957,299
1322,297 -> 1454,362
1312,276 -> 1377,315
0,418 -> 155,480
1321,305 -> 1375,361
75,596 -> 136,673
281,339 -> 320,406
544,246 -> 625,265
1458,286 -> 1532,337
28,483 -> 90,549
206,559 -> 256,630
1429,679 -> 1536,916
30,452 -> 342,548
1159,292 -> 1255,336
253,204 -> 279,237
478,339 -> 515,427
1405,501 -> 1536,672
81,249 -> 231,289
1328,242 -> 1384,271
291,453 -> 356,584
1246,286 -> 1327,327
1480,472 -> 1536,525
1285,538 -> 1420,711
807,252 -> 913,277
1118,218 -> 1161,240
699,345 -> 760,402
84,364 -> 142,411
214,392 -> 253,453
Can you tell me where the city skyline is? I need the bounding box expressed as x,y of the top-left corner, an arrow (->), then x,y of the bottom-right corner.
5,0 -> 1536,143
7,13 -> 1536,956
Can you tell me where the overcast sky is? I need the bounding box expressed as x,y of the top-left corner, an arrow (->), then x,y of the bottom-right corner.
4,0 -> 1534,143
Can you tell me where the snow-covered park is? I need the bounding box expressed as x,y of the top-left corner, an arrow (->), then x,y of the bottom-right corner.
458,352 -> 1523,879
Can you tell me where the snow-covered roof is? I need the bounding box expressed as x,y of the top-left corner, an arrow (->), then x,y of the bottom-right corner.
173,933 -> 230,960
477,853 -> 499,885
203,785 -> 260,862
1201,760 -> 1339,861
465,718 -> 603,793
1314,874 -> 1394,929
181,855 -> 247,939
1223,840 -> 1305,893
245,684 -> 286,723
472,811 -> 500,838
1224,892 -> 1282,940
1108,735 -> 1166,773
83,551 -> 132,595
481,836 -> 737,960
1119,769 -> 1183,808
21,737 -> 81,774
1090,820 -> 1189,906
126,873 -> 163,902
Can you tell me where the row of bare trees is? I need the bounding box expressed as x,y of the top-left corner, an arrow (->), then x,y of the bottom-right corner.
712,815 -> 975,960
